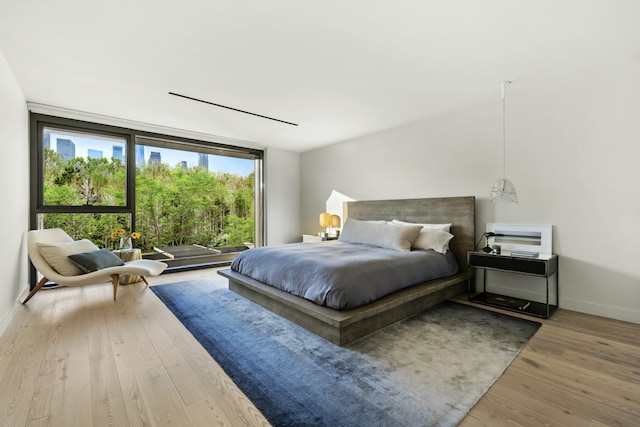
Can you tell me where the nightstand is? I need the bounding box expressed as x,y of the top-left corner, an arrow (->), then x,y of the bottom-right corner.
467,251 -> 558,319
302,234 -> 339,243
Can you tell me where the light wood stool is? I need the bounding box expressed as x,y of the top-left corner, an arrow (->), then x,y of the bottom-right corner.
112,248 -> 142,284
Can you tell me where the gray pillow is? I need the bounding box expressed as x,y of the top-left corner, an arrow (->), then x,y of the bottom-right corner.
68,248 -> 125,273
338,218 -> 422,251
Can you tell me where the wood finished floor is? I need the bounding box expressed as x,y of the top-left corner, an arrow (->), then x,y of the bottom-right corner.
0,268 -> 638,426
455,298 -> 640,427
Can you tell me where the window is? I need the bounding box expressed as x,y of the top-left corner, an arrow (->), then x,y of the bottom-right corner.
42,127 -> 128,207
30,113 -> 263,281
134,136 -> 258,250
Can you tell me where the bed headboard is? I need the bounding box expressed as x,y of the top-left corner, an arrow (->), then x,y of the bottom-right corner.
343,196 -> 475,272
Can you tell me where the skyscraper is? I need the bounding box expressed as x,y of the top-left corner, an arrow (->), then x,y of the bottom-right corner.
56,138 -> 75,162
88,149 -> 103,159
113,145 -> 125,164
136,145 -> 145,167
180,161 -> 188,170
149,151 -> 161,164
198,153 -> 209,171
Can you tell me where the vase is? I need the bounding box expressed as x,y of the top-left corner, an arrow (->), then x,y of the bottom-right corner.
119,237 -> 132,250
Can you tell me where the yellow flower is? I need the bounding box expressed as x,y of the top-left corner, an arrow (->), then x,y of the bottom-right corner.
110,229 -> 139,243
110,229 -> 127,239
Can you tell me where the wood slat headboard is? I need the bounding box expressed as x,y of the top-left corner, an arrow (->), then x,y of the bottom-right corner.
343,196 -> 475,272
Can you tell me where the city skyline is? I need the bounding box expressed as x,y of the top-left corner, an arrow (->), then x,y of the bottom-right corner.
46,132 -> 254,177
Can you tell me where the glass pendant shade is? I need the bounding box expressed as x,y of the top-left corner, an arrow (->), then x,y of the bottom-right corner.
490,178 -> 518,202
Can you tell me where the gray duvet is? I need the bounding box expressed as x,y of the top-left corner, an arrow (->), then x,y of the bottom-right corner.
230,241 -> 459,310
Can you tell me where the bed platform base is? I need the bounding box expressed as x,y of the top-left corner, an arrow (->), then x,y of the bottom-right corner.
218,268 -> 468,345
219,196 -> 475,345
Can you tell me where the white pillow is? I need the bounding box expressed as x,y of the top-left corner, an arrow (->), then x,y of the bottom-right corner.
37,239 -> 100,276
338,218 -> 422,251
413,229 -> 454,254
390,220 -> 454,253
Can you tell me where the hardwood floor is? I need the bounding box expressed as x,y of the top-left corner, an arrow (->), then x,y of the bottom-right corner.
1,268 -> 638,426
458,299 -> 640,427
0,269 -> 269,427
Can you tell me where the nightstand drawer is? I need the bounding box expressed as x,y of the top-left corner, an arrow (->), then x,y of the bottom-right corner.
468,253 -> 553,276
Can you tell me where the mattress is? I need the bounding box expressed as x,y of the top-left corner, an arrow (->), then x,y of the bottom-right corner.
230,240 -> 459,310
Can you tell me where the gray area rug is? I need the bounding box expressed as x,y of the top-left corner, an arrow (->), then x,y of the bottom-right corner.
152,280 -> 540,427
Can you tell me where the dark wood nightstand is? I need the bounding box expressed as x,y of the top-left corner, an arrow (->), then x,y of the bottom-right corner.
467,251 -> 559,319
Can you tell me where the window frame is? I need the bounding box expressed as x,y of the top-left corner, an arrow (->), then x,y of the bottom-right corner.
29,112 -> 264,285
31,114 -> 136,217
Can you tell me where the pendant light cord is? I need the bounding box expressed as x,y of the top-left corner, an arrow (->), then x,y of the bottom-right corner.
501,81 -> 511,179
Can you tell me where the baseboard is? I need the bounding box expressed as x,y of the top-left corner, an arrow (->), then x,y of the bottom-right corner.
0,287 -> 28,338
560,297 -> 640,325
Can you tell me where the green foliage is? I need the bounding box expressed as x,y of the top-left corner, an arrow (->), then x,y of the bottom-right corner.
223,215 -> 255,247
44,213 -> 129,247
50,156 -> 125,206
43,151 -> 255,252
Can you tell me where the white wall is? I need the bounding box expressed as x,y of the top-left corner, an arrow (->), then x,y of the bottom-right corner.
0,49 -> 29,333
300,71 -> 640,324
264,147 -> 301,245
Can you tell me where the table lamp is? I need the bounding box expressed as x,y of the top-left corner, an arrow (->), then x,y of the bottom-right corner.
319,212 -> 331,238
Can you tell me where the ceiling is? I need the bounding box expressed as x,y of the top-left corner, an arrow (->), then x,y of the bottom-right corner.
0,1 -> 637,152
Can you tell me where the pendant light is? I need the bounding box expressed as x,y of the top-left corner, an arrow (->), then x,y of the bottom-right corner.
490,81 -> 518,203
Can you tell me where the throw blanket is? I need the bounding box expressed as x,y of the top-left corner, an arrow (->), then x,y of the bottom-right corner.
231,241 -> 459,309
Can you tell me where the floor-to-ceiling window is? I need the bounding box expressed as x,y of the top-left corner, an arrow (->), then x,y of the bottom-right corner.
133,136 -> 260,267
30,113 -> 263,283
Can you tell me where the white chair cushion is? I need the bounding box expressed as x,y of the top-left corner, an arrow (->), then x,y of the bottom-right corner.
37,239 -> 100,276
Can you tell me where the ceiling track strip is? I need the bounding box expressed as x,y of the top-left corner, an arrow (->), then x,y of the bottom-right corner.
168,92 -> 298,126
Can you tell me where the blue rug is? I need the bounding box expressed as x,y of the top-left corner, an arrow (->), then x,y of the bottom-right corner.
151,280 -> 539,427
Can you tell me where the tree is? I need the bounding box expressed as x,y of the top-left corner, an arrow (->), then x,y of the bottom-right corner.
54,157 -> 124,206
44,151 -> 255,252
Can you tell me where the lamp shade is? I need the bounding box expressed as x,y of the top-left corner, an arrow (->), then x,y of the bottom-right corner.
330,214 -> 341,228
490,178 -> 518,203
319,212 -> 332,228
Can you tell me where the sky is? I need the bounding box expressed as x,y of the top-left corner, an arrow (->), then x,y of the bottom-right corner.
47,132 -> 255,177
141,145 -> 254,176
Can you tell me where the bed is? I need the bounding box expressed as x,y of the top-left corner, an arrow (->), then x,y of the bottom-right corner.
218,196 -> 475,345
